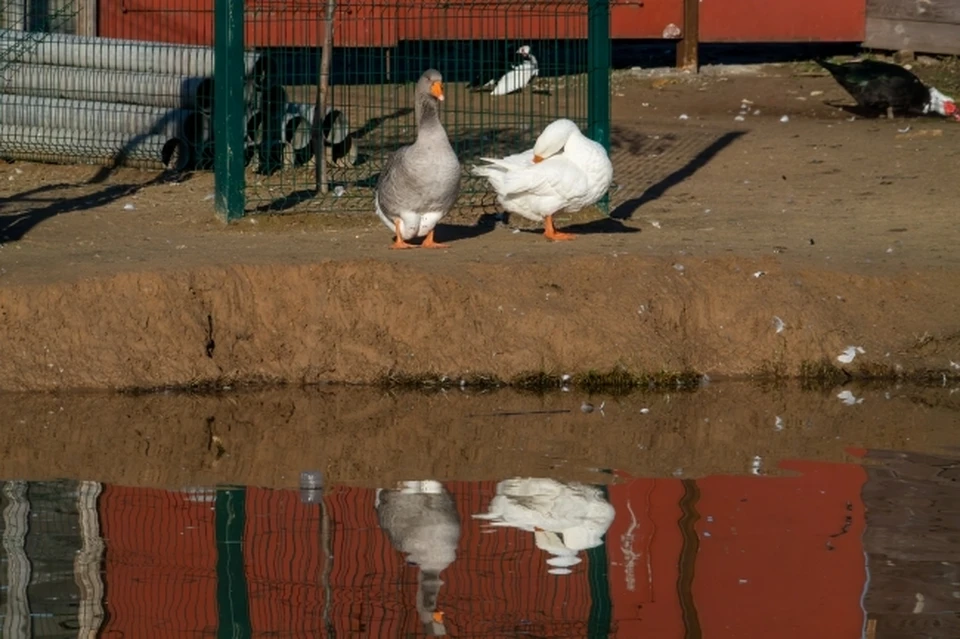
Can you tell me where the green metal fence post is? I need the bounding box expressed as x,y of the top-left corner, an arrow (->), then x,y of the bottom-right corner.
214,0 -> 246,221
587,0 -> 611,214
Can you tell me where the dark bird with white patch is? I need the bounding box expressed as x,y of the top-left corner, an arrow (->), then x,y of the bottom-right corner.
817,58 -> 959,121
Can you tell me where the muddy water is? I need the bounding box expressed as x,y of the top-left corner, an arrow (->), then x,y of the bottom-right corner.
1,383 -> 959,638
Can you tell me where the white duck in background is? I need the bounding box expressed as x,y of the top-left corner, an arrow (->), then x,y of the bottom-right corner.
376,480 -> 462,636
375,69 -> 461,249
471,118 -> 613,241
490,45 -> 539,96
472,478 -> 615,575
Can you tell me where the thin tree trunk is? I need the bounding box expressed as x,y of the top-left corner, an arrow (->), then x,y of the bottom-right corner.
315,0 -> 336,193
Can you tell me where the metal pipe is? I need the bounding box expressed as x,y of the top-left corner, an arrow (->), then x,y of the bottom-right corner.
0,30 -> 275,82
0,94 -> 206,143
296,103 -> 357,167
282,109 -> 311,167
0,124 -> 190,171
1,63 -> 214,110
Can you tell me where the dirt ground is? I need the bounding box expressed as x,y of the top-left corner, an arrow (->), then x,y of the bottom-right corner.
2,63 -> 960,392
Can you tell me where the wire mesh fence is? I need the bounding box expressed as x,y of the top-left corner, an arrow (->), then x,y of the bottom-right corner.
236,0 -> 608,215
0,1 -> 609,218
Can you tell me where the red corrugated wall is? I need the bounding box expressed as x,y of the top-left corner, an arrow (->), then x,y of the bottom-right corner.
97,0 -> 866,47
95,461 -> 867,637
98,486 -> 219,638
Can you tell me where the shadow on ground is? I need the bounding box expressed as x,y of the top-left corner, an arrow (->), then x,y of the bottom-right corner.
609,128 -> 746,220
0,171 -> 191,244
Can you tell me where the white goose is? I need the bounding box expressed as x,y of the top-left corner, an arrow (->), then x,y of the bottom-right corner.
490,45 -> 539,96
472,478 -> 615,575
471,118 -> 613,241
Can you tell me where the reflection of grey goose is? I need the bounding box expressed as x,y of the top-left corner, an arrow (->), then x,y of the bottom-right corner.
375,69 -> 461,249
376,480 -> 462,636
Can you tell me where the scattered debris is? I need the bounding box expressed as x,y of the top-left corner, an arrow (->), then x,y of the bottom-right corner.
780,115 -> 790,123
734,115 -> 745,121
650,220 -> 661,229
774,416 -> 784,431
753,270 -> 765,278
123,203 -> 135,210
678,114 -> 689,120
773,316 -> 785,334
672,263 -> 685,272
837,346 -> 865,364
639,408 -> 650,414
837,390 -> 864,405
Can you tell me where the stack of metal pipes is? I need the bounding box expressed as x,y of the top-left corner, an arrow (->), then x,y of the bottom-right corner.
0,31 -> 326,171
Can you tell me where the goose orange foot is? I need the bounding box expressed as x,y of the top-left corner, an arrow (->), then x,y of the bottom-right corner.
391,219 -> 416,249
543,215 -> 575,241
421,229 -> 449,249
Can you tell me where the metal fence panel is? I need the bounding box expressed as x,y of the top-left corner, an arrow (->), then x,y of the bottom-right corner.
223,0 -> 609,217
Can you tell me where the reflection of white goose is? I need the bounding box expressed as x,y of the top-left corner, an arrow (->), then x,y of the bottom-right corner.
376,480 -> 461,636
473,478 -> 615,575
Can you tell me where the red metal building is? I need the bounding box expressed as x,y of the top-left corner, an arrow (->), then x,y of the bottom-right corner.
97,0 -> 867,48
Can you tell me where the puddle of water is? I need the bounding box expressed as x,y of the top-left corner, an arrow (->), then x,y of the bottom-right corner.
1,382 -> 959,637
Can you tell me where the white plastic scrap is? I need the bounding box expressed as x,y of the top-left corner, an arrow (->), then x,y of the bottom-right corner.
837,390 -> 864,405
780,115 -> 790,123
123,203 -> 135,210
679,114 -> 689,120
837,346 -> 865,364
773,316 -> 785,334
753,270 -> 765,278
774,416 -> 784,431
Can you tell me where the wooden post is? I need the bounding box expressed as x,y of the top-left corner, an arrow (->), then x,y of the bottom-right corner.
677,0 -> 699,71
78,0 -> 97,36
314,0 -> 336,194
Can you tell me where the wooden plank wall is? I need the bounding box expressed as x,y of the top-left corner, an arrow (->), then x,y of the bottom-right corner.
865,0 -> 960,55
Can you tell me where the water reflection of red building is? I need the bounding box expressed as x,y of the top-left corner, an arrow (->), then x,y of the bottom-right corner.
96,461 -> 867,637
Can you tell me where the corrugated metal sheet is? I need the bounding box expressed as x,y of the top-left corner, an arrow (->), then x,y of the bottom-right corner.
98,486 -> 219,638
96,0 -> 868,47
93,465 -> 870,637
243,488 -> 327,638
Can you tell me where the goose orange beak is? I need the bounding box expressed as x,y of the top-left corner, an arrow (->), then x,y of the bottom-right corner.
432,611 -> 445,622
431,81 -> 444,101
533,155 -> 544,163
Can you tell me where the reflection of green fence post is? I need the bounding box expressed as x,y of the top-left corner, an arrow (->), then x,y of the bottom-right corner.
216,488 -> 251,639
586,0 -> 611,215
214,0 -> 246,221
586,483 -> 612,639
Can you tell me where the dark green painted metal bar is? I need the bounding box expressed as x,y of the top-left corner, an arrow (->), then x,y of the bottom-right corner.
586,482 -> 613,638
587,0 -> 611,215
216,487 -> 252,639
214,0 -> 246,221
